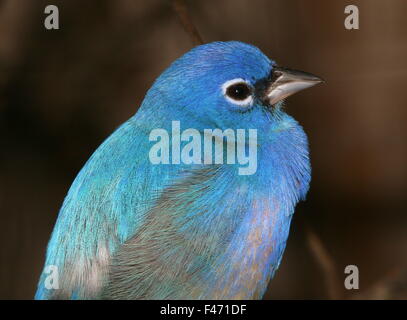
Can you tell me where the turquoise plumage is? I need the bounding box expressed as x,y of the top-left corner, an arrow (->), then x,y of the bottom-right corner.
35,41 -> 321,299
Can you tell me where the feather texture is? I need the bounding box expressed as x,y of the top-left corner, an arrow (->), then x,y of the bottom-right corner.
35,41 -> 311,300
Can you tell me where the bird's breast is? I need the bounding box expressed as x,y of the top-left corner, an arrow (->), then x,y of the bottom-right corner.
201,196 -> 291,299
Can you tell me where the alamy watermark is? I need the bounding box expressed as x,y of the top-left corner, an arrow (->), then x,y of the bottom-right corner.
344,5 -> 359,30
148,121 -> 258,175
44,5 -> 59,30
344,264 -> 359,290
44,4 -> 360,31
44,265 -> 59,290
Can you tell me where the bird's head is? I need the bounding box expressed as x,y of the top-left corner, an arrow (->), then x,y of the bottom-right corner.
142,41 -> 322,135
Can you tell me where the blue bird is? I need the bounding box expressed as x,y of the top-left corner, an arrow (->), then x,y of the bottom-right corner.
35,41 -> 322,300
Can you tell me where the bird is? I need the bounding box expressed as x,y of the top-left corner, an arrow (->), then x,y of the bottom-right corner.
35,41 -> 322,300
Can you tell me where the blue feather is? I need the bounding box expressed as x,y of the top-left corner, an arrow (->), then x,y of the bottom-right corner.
35,41 -> 311,299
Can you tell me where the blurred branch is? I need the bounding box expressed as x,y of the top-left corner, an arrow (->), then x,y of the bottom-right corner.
171,0 -> 204,45
305,224 -> 343,299
353,266 -> 407,300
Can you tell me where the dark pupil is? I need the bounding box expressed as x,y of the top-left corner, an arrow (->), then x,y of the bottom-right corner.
226,83 -> 251,100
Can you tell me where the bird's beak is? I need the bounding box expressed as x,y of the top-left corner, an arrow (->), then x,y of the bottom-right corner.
262,67 -> 323,106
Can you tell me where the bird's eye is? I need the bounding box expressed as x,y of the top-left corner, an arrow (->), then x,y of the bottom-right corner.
222,79 -> 253,107
226,83 -> 251,100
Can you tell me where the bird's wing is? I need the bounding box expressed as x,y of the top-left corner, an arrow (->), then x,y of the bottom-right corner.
35,117 -> 175,299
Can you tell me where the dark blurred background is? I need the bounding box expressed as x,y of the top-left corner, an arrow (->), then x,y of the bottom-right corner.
0,0 -> 406,299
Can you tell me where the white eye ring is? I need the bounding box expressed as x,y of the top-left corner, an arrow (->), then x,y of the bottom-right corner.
222,78 -> 253,107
